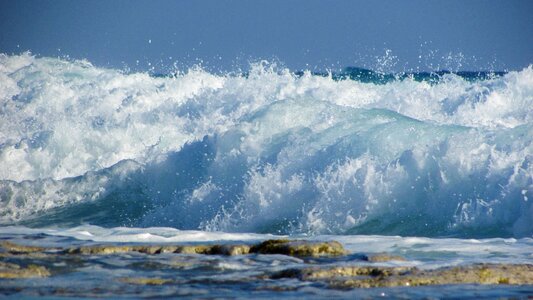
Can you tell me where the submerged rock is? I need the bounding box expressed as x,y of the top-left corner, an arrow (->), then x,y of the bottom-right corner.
0,262 -> 50,278
0,241 -> 47,254
1,239 -> 532,292
66,245 -> 137,255
63,244 -> 241,256
118,277 -> 173,285
365,253 -> 406,262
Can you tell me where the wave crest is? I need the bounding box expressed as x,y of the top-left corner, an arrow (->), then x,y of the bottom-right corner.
0,53 -> 532,237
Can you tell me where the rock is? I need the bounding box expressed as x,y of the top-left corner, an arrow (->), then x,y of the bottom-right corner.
414,264 -> 533,286
66,245 -> 136,255
3,239 -> 346,258
0,261 -> 21,270
136,245 -> 180,254
0,241 -> 46,254
365,253 -> 406,262
64,244 -> 203,255
0,262 -> 50,278
273,263 -> 533,288
209,244 -> 251,256
65,243 -> 252,256
118,277 -> 172,285
0,251 -> 51,259
272,265 -> 414,280
175,245 -> 213,255
65,245 -> 177,255
250,240 -> 347,257
1,239 -> 531,291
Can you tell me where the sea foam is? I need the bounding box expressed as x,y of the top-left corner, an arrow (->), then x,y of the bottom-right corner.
0,53 -> 532,237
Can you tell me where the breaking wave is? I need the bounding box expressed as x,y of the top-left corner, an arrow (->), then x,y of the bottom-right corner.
1,53 -> 532,237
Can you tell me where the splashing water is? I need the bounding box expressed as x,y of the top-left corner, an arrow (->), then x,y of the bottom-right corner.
0,53 -> 532,237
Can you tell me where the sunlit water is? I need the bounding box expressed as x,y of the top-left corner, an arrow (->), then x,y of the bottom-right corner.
1,226 -> 532,298
0,53 -> 532,298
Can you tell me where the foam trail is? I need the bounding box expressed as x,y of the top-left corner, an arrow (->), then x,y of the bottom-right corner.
0,53 -> 532,237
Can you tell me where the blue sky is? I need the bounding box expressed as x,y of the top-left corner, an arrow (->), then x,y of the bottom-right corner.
1,0 -> 532,73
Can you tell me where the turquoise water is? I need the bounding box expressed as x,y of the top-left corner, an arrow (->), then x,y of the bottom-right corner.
1,53 -> 531,237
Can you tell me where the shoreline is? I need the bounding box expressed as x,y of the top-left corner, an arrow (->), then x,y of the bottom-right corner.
1,236 -> 532,298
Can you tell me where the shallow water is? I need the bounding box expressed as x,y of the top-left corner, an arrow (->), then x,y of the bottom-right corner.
1,226 -> 532,298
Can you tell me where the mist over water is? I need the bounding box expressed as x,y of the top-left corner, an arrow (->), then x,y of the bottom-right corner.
1,53 -> 532,238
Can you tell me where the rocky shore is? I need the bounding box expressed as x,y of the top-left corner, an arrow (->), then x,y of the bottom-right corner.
1,239 -> 532,295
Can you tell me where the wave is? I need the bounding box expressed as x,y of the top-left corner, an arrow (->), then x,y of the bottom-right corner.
0,53 -> 532,237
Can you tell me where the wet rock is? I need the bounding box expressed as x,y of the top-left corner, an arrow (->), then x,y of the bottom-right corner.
175,245 -> 213,255
209,244 -> 251,256
0,261 -> 21,270
118,277 -> 172,285
66,245 -> 136,255
0,262 -> 50,278
274,263 -> 533,288
412,264 -> 533,286
365,253 -> 406,262
65,245 -> 178,255
0,241 -> 46,254
0,251 -> 51,259
173,244 -> 251,255
64,243 -> 251,256
250,240 -> 347,257
272,265 -> 414,280
64,240 -> 346,257
136,245 -> 179,254
4,239 -> 347,258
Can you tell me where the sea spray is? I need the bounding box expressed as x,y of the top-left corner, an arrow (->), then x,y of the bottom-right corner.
0,53 -> 532,237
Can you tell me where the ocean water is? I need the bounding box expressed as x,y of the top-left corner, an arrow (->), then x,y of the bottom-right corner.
1,226 -> 532,298
0,53 -> 532,298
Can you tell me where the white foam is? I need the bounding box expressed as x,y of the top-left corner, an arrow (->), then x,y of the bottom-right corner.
1,54 -> 531,182
0,225 -> 531,268
0,54 -> 532,237
0,225 -> 275,243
